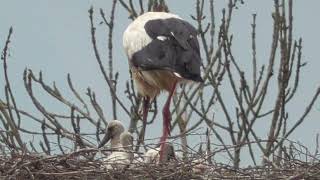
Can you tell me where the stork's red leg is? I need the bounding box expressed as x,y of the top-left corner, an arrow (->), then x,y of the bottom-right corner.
136,96 -> 150,151
159,81 -> 177,162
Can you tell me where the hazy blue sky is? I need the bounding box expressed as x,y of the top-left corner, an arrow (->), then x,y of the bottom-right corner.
0,0 -> 319,165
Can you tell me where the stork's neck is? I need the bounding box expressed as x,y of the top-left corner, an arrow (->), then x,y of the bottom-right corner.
110,136 -> 121,149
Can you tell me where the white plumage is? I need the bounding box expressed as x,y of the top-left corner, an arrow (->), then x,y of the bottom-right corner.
123,11 -> 202,162
103,131 -> 134,170
123,12 -> 181,60
123,12 -> 185,99
98,120 -> 125,149
144,143 -> 175,164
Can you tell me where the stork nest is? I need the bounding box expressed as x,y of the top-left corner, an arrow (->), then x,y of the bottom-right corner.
1,151 -> 320,180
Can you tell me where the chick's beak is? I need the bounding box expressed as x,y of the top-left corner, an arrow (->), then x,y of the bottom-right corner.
98,131 -> 111,148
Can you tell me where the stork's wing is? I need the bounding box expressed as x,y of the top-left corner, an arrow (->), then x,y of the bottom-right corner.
131,18 -> 203,82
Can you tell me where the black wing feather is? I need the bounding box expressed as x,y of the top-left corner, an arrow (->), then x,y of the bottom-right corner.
131,17 -> 203,82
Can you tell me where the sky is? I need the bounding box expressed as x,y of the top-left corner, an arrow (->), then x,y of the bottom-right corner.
0,0 -> 320,166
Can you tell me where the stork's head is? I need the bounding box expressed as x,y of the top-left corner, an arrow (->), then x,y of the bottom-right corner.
98,120 -> 125,148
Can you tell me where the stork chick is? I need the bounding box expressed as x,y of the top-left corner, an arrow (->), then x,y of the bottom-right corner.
123,12 -> 203,161
98,120 -> 125,149
144,142 -> 176,164
103,131 -> 134,170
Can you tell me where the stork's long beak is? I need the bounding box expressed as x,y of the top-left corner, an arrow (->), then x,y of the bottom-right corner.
98,131 -> 111,148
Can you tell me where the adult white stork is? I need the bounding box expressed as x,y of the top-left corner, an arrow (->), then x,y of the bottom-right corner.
123,11 -> 203,161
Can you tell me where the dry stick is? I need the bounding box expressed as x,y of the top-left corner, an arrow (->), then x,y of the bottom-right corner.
57,133 -> 65,154
67,74 -> 90,115
135,97 -> 150,152
118,0 -> 137,19
183,93 -> 233,132
125,81 -> 136,108
41,119 -> 51,155
265,2 -> 289,157
251,66 -> 265,108
313,133 -> 319,164
185,87 -> 201,125
276,2 -> 292,147
171,88 -> 199,137
28,71 -> 98,126
124,80 -> 142,137
96,119 -> 101,144
2,103 -> 100,136
182,91 -> 234,160
238,1 -> 281,154
129,72 -> 139,105
129,0 -> 137,17
139,0 -> 144,14
1,28 -> 25,151
29,141 -> 38,153
194,0 -> 210,63
286,39 -> 302,103
147,0 -> 153,12
4,86 -> 20,150
76,115 -> 84,148
86,88 -> 107,126
251,14 -> 257,90
171,84 -> 187,120
271,87 -> 320,155
240,86 -> 262,165
100,0 -> 118,120
197,1 -> 239,146
252,2 -> 280,107
287,41 -> 296,82
202,31 -> 238,148
276,113 -> 288,165
23,71 -> 95,148
207,74 -> 237,145
0,111 -> 15,150
71,107 -> 78,150
1,27 -> 21,128
171,84 -> 195,129
224,55 -> 261,167
148,99 -> 158,124
124,79 -> 140,118
88,7 -> 131,117
206,128 -> 213,165
287,0 -> 293,64
209,0 -> 215,56
174,96 -> 188,161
